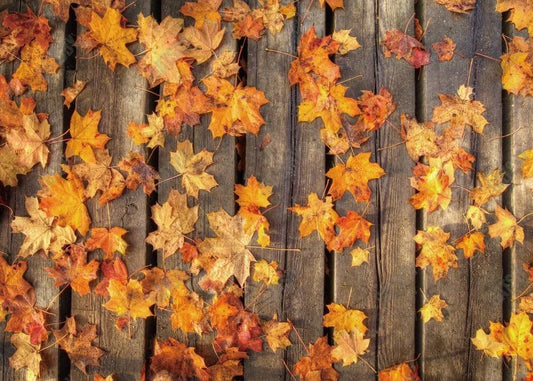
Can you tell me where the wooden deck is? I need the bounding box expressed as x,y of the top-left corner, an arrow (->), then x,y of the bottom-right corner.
0,0 -> 530,380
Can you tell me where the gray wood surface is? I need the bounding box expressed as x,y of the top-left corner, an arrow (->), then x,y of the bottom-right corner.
71,2 -> 152,380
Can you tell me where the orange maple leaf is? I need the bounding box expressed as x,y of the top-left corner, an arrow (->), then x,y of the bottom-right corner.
150,338 -> 210,381
12,40 -> 59,92
180,0 -> 222,28
456,232 -> 485,258
289,193 -> 339,245
414,226 -> 457,281
293,336 -> 339,381
496,0 -> 533,35
329,211 -> 372,252
409,158 -> 455,212
378,362 -> 420,381
86,227 -> 128,260
519,150 -> 533,178
103,278 -> 155,321
500,37 -> 533,96
318,0 -> 344,10
355,87 -> 396,132
383,29 -> 430,68
95,257 -> 128,297
470,169 -> 508,207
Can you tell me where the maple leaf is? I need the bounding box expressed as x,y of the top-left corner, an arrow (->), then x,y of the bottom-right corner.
332,29 -> 361,54
61,79 -> 87,108
169,140 -> 218,198
127,113 -> 165,149
519,150 -> 533,178
293,336 -> 339,381
0,145 -> 28,186
488,206 -> 524,249
470,169 -> 508,207
432,36 -> 456,62
118,151 -> 160,195
137,15 -> 186,87
350,247 -> 370,267
66,109 -> 110,163
0,257 -> 33,308
299,80 -> 360,133
323,303 -> 368,334
419,295 -> 448,323
456,232 -> 485,258
183,21 -> 225,63
318,0 -> 344,10
11,197 -> 76,258
409,158 -> 455,212
86,227 -> 128,260
383,29 -> 430,68
327,152 -> 385,202
262,314 -> 291,351
150,338 -> 210,381
471,328 -> 506,358
38,167 -> 91,235
197,210 -> 256,289
5,113 -> 50,169
208,347 -> 247,381
496,0 -> 533,35
45,245 -> 99,295
232,14 -> 265,40
400,115 -> 439,161
44,0 -> 80,21
13,41 -> 59,92
95,257 -> 128,296
146,189 -> 198,261
329,211 -> 372,252
252,260 -> 281,285
203,75 -> 269,137
211,50 -> 240,78
414,226 -> 457,281
94,374 -> 115,381
52,316 -> 104,375
103,278 -> 155,320
235,175 -> 272,247
466,206 -> 487,231
82,8 -> 138,71
500,36 -> 533,96
437,0 -> 476,13
378,362 -> 421,381
9,332 -> 41,380
355,87 -> 396,132
180,0 -> 222,28
170,283 -> 206,334
503,312 -> 533,361
290,193 -> 339,245
432,85 -> 488,136
71,148 -> 125,204
331,329 -> 370,366
256,0 -> 295,35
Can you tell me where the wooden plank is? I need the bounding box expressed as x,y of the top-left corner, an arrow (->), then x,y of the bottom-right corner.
156,0 -> 237,366
282,0 -> 327,371
418,1 -> 502,379
242,1 -> 297,378
331,1 -> 379,379
70,3 -> 152,380
0,1 -> 66,380
375,0 -> 417,372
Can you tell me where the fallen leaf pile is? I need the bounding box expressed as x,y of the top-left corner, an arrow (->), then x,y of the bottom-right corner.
0,0 -> 531,379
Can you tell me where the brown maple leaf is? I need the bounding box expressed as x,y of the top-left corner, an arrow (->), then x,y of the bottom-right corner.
293,336 -> 339,381
52,316 -> 104,375
432,36 -> 456,62
118,151 -> 160,195
44,0 -> 80,21
383,29 -> 430,68
183,21 -> 225,63
262,314 -> 291,351
208,347 -> 248,381
0,145 -> 29,186
414,226 -> 457,281
437,0 -> 476,13
150,338 -> 210,381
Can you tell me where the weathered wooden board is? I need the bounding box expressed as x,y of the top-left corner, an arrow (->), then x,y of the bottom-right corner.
375,0 -> 417,372
332,1 -> 379,379
0,1 -> 66,380
71,3 -> 152,380
418,1 -> 502,379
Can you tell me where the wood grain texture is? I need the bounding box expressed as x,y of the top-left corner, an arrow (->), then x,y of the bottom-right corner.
375,0 -> 417,372
0,1 -> 66,380
242,1 -> 296,378
332,1 -> 379,379
71,3 -> 151,380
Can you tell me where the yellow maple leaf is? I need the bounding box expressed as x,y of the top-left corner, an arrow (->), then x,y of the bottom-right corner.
103,279 -> 155,320
66,109 -> 110,163
13,40 -> 59,92
488,206 -> 524,249
419,295 -> 448,323
496,0 -> 533,35
350,247 -> 370,267
127,113 -> 165,149
519,150 -> 533,178
332,29 -> 361,55
289,193 -> 339,245
409,158 -> 455,212
414,226 -> 457,281
323,303 -> 368,334
86,227 -> 128,260
5,113 -> 50,170
331,329 -> 370,366
456,232 -> 485,258
262,314 -> 291,352
471,328 -> 506,357
470,169 -> 508,207
252,259 -> 281,285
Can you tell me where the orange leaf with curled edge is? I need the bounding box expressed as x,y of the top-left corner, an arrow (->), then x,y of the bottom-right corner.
456,232 -> 485,258
409,158 -> 455,213
118,151 -> 160,195
383,29 -> 430,68
52,316 -> 104,375
293,336 -> 339,381
86,227 -> 128,260
94,257 -> 128,297
326,152 -> 385,202
82,8 -> 138,71
469,169 -> 508,207
419,294 -> 448,323
318,0 -> 344,10
414,226 -> 457,281
150,338 -> 210,381
137,14 -> 186,87
208,347 -> 248,380
38,166 -> 91,235
323,303 -> 368,334
500,36 -> 533,96
12,40 -> 59,92
66,109 -> 110,164
519,150 -> 533,178
496,0 -> 533,35
61,79 -> 86,108
5,113 -> 50,169
146,189 -> 198,260
329,211 -> 372,252
378,362 -> 420,381
180,0 -> 222,28
103,278 -> 155,321
235,176 -> 272,247
437,0 -> 476,13
432,85 -> 488,136
298,80 -> 360,133
0,257 -> 33,303
289,193 -> 339,246
203,75 -> 269,138
355,86 -> 396,132
432,36 -> 456,62
170,282 -> 206,334
45,245 -> 99,295
488,206 -> 524,249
